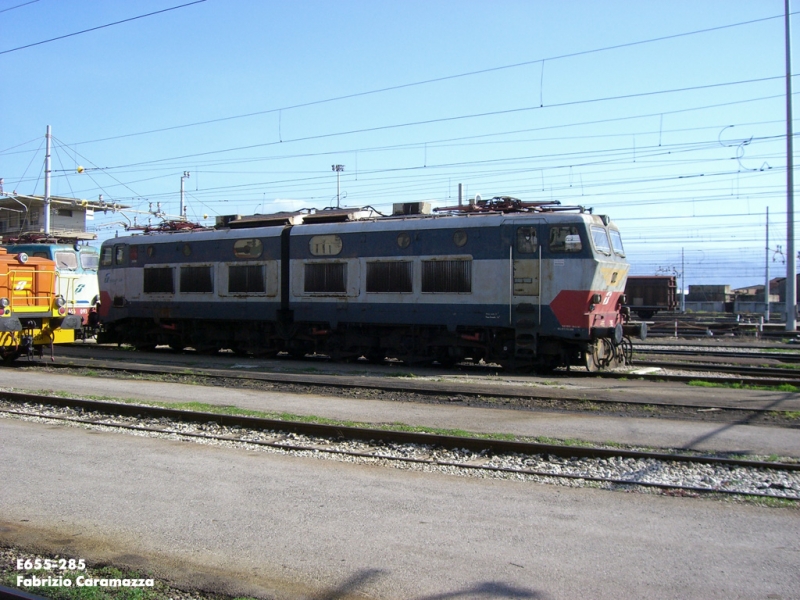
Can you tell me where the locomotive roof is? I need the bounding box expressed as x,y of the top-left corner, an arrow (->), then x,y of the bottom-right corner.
104,202 -> 616,246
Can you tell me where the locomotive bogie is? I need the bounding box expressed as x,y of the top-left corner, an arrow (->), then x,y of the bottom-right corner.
97,202 -> 643,370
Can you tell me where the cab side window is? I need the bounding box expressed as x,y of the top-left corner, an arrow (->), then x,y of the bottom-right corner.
549,226 -> 582,253
100,246 -> 113,267
516,227 -> 538,254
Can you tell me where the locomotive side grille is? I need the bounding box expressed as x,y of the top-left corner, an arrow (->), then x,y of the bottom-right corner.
366,261 -> 412,293
229,265 -> 266,294
180,266 -> 213,293
304,263 -> 346,293
143,267 -> 174,294
421,259 -> 471,293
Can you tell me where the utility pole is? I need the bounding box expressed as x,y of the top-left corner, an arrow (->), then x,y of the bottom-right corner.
786,0 -> 797,330
680,248 -> 686,313
332,164 -> 344,208
766,207 -> 771,321
180,171 -> 190,220
44,125 -> 51,234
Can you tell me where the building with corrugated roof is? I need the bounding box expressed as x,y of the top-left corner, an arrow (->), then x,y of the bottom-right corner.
0,194 -> 128,241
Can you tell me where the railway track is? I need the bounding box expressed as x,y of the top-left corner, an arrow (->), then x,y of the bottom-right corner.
10,349 -> 800,425
629,360 -> 800,382
634,346 -> 800,363
627,344 -> 800,383
1,390 -> 798,500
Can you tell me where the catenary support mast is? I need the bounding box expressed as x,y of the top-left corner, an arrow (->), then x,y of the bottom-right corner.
786,0 -> 796,331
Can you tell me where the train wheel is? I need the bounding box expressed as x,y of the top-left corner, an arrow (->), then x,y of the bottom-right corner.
584,341 -> 601,372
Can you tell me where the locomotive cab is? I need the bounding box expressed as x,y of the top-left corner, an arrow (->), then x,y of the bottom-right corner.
0,248 -> 82,360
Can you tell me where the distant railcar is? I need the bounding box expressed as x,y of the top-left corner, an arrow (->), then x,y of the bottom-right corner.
624,275 -> 677,319
0,248 -> 82,360
97,198 -> 646,371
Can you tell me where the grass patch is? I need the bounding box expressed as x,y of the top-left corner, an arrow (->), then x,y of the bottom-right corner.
533,435 -> 597,448
744,496 -> 800,509
766,363 -> 800,370
386,371 -> 416,378
687,380 -> 800,393
769,410 -> 800,420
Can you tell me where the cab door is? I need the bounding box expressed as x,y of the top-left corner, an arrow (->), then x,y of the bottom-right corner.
99,244 -> 127,308
512,225 -> 540,296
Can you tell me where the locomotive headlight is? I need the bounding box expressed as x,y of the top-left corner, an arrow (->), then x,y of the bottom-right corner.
591,293 -> 602,304
55,296 -> 66,308
0,298 -> 8,308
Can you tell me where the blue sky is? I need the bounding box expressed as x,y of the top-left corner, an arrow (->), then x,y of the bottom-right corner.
0,0 -> 795,289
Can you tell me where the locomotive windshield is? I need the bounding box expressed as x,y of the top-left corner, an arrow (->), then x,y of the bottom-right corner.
55,251 -> 78,270
609,229 -> 625,257
590,226 -> 612,256
80,251 -> 99,270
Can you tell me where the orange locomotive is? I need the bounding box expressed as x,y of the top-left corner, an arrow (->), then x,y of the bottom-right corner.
0,248 -> 82,360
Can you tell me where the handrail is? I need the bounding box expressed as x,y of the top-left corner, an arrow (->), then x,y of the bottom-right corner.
6,268 -> 56,310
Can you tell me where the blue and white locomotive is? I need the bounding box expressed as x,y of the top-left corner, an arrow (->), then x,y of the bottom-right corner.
97,197 -> 644,371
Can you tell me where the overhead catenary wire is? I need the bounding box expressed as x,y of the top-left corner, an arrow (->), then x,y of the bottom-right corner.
0,0 -> 208,56
55,11 -> 795,148
78,75 -> 787,172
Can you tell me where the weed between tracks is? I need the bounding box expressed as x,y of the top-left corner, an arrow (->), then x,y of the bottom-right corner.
768,363 -> 800,370
688,380 -> 800,393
